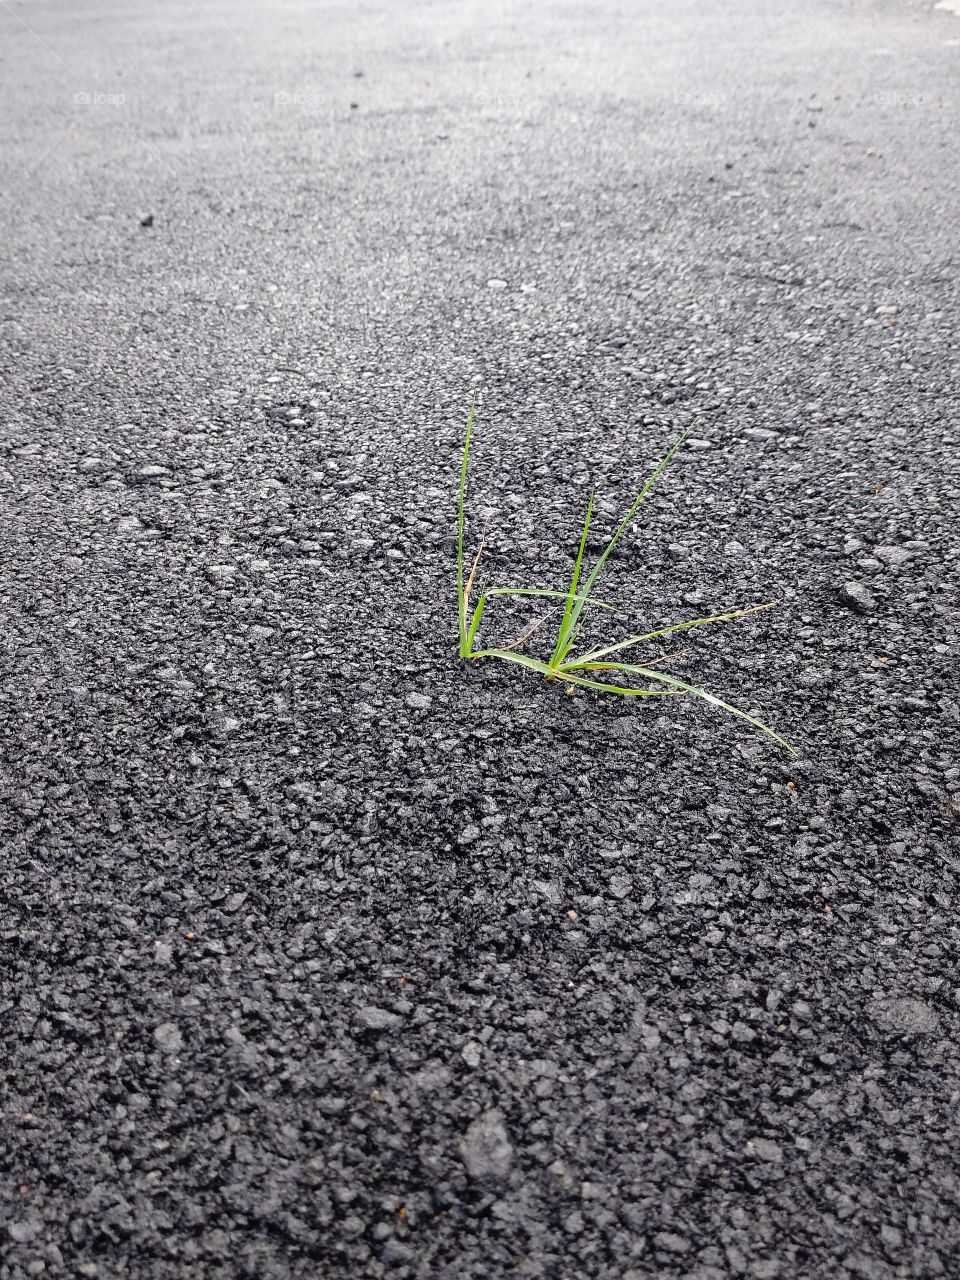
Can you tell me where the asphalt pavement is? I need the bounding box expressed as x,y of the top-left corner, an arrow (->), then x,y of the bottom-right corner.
2,0 -> 959,1276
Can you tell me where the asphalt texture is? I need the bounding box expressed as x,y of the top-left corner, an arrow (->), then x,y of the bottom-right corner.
2,0 -> 960,1276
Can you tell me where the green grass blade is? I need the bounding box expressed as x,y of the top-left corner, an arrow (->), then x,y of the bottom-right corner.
551,491 -> 595,666
570,602 -> 774,665
556,434 -> 687,664
473,648 -> 672,698
568,661 -> 796,753
457,397 -> 475,655
466,587 -> 616,655
554,671 -> 681,697
467,649 -> 556,674
465,595 -> 487,653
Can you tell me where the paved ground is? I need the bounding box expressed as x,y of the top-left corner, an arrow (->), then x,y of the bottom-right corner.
2,0 -> 959,1276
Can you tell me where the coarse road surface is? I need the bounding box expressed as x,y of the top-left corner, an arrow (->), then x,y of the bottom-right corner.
2,0 -> 959,1276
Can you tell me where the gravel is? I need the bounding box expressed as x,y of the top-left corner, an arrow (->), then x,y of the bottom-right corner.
2,0 -> 959,1277
459,1110 -> 515,1184
839,581 -> 878,613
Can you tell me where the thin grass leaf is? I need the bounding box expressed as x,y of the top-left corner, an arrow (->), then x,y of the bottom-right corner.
570,602 -> 774,665
467,649 -> 556,675
550,491 -> 595,667
457,397 -> 475,655
553,671 -> 681,698
567,661 -> 796,753
454,407 -> 794,758
474,648 -> 675,697
466,589 -> 615,658
461,536 -> 485,650
465,595 -> 488,654
556,433 -> 687,663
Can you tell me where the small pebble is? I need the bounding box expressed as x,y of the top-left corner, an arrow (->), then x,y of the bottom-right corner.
744,427 -> 777,441
460,1110 -> 513,1181
8,1220 -> 39,1244
356,1006 -> 401,1031
461,1041 -> 483,1068
868,996 -> 938,1035
874,544 -> 912,567
749,1137 -> 783,1162
608,874 -> 633,900
153,1022 -> 183,1054
838,581 -> 876,613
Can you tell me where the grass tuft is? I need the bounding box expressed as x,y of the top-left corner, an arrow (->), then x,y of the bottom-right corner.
455,401 -> 796,754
